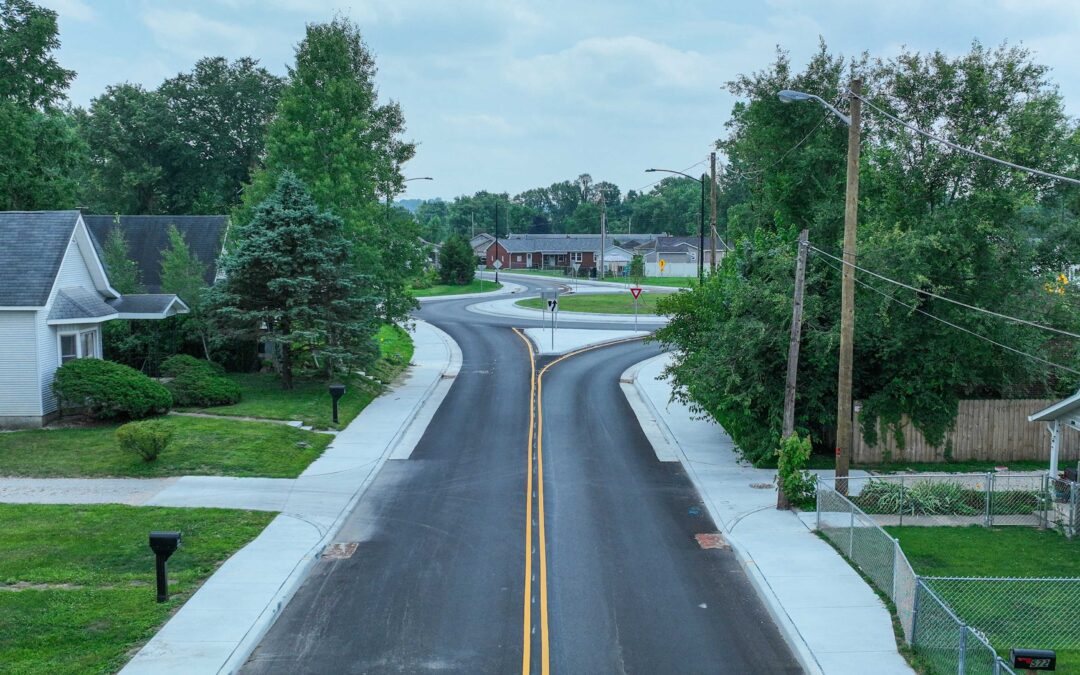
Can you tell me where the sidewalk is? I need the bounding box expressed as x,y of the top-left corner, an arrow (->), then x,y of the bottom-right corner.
116,319 -> 462,674
622,353 -> 913,675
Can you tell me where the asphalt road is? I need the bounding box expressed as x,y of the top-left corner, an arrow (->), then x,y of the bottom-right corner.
242,275 -> 800,674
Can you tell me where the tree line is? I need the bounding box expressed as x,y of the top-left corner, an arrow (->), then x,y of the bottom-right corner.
655,41 -> 1080,465
2,0 -> 421,387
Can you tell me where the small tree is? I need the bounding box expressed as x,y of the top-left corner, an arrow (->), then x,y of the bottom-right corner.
630,254 -> 644,280
160,224 -> 212,359
438,234 -> 476,285
101,222 -> 142,293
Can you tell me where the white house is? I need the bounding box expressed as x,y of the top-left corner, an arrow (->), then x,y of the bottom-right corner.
0,211 -> 189,428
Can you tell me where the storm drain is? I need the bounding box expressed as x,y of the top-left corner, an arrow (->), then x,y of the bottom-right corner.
695,533 -> 730,550
322,542 -> 358,559
749,482 -> 774,489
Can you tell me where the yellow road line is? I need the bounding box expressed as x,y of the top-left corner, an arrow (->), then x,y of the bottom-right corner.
512,328 -> 537,675
516,330 -> 648,674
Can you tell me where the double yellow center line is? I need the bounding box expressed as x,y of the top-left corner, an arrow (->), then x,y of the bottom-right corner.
513,328 -> 647,675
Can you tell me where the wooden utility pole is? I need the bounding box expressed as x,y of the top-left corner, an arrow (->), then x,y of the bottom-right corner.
709,152 -> 718,273
779,229 -> 810,510
834,79 -> 862,494
599,196 -> 607,278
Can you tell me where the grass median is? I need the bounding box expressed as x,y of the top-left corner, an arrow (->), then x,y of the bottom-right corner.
0,503 -> 274,675
516,292 -> 663,315
411,279 -> 502,297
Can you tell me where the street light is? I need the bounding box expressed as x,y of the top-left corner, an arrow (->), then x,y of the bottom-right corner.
778,82 -> 861,492
645,168 -> 706,283
385,176 -> 434,218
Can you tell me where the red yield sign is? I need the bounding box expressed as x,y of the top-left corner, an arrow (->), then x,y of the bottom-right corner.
629,287 -> 643,300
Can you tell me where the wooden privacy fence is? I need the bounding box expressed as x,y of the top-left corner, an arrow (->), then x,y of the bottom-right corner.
852,399 -> 1080,464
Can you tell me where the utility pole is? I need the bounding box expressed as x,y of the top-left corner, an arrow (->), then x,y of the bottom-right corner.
698,174 -> 706,283
494,203 -> 500,284
470,211 -> 475,239
599,196 -> 607,279
709,152 -> 718,274
834,78 -> 862,494
779,229 -> 810,509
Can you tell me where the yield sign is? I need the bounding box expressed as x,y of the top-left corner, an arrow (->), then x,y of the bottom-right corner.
630,287 -> 643,300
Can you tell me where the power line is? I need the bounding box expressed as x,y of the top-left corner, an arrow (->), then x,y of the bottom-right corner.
849,90 -> 1080,187
724,107 -> 835,180
633,156 -> 709,193
809,245 -> 1080,341
812,253 -> 1080,376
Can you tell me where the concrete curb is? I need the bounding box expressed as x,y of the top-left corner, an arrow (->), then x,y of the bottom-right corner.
466,295 -> 668,325
498,271 -> 688,293
215,320 -> 461,674
416,279 -> 526,303
620,353 -> 825,675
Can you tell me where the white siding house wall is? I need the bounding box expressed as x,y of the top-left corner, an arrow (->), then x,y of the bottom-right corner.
0,311 -> 41,417
38,237 -> 97,415
644,261 -> 698,277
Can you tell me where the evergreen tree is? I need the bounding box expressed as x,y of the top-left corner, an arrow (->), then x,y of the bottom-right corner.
215,173 -> 380,388
160,224 -> 212,359
101,223 -> 142,293
438,235 -> 476,285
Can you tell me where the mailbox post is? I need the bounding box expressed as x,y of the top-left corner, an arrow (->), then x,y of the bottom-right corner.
329,384 -> 346,425
1011,648 -> 1056,672
148,531 -> 181,602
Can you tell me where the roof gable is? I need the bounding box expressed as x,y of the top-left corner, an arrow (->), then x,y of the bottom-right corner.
0,211 -> 81,307
83,215 -> 228,293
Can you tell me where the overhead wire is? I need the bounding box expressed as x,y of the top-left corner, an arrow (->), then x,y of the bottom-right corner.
632,156 -> 709,193
809,245 -> 1080,341
849,90 -> 1080,187
811,252 -> 1080,377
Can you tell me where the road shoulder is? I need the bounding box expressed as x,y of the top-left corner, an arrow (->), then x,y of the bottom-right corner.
621,353 -> 913,675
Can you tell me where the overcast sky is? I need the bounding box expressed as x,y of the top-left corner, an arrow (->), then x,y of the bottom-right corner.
41,0 -> 1080,202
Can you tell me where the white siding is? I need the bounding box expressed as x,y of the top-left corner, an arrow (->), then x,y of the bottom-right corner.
38,238 -> 99,414
0,311 -> 41,416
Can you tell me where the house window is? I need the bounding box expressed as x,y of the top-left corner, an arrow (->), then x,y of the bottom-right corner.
571,252 -> 583,263
59,329 -> 99,364
516,255 -> 523,262
60,335 -> 78,364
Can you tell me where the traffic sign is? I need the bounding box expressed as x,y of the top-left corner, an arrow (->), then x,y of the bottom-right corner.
658,259 -> 667,272
492,259 -> 503,270
572,262 -> 580,271
547,298 -> 558,312
630,287 -> 642,300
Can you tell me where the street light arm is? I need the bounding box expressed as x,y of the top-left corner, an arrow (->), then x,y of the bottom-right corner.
776,90 -> 851,126
645,168 -> 702,183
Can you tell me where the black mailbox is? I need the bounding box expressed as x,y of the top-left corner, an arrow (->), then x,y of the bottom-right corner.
329,384 -> 346,424
1011,648 -> 1056,671
149,531 -> 182,602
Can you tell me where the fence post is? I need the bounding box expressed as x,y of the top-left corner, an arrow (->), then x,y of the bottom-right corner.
984,472 -> 993,528
1071,481 -> 1077,539
910,579 -> 922,646
816,477 -> 822,532
898,475 -> 904,528
849,504 -> 855,558
957,624 -> 967,675
891,538 -> 899,601
1040,473 -> 1050,530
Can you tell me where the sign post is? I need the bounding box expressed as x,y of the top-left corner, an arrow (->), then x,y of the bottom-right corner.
630,286 -> 642,331
541,289 -> 559,350
572,261 -> 581,292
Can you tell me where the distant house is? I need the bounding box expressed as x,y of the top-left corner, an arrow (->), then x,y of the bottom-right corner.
83,215 -> 229,292
0,211 -> 188,428
470,233 -> 495,259
482,233 -> 669,272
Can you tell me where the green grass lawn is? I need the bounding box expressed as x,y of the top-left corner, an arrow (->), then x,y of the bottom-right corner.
886,526 -> 1080,672
411,279 -> 502,297
0,503 -> 273,675
0,416 -> 330,478
500,269 -> 568,278
516,292 -> 663,315
629,276 -> 697,288
180,323 -> 413,429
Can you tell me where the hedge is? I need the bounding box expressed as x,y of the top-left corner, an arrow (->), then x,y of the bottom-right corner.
53,358 -> 172,420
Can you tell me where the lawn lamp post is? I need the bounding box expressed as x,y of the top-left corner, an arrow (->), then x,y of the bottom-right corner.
644,168 -> 706,284
778,81 -> 860,492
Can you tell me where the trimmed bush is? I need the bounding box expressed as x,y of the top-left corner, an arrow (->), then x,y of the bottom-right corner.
167,370 -> 242,407
160,354 -> 226,378
116,419 -> 174,461
53,358 -> 172,420
777,433 -> 816,507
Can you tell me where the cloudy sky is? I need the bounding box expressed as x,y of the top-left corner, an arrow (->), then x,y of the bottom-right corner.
41,0 -> 1080,201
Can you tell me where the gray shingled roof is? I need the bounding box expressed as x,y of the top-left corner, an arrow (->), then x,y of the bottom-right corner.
84,215 -> 227,293
108,294 -> 186,315
48,287 -> 118,322
0,211 -> 81,307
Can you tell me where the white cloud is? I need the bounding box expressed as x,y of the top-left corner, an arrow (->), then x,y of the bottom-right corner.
142,9 -> 260,60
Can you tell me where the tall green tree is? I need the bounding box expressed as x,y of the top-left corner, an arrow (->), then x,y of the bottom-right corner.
438,234 -> 476,285
160,224 -> 212,359
101,224 -> 142,294
215,173 -> 381,389
238,16 -> 418,323
0,0 -> 73,109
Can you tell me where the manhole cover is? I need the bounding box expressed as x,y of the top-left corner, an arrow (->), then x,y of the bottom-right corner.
322,542 -> 358,560
749,482 -> 774,489
695,533 -> 730,550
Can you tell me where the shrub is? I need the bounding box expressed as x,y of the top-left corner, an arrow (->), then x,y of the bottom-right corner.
854,479 -> 978,516
160,354 -> 226,378
53,359 -> 172,420
777,433 -> 816,507
167,369 -> 242,407
116,419 -> 174,461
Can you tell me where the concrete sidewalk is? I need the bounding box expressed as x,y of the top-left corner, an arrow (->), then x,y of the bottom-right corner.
622,353 -> 913,675
118,319 -> 462,674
